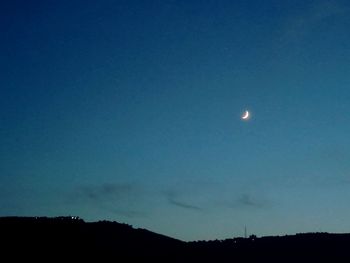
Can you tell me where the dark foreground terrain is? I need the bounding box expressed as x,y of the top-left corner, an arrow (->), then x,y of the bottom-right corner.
1,216 -> 350,262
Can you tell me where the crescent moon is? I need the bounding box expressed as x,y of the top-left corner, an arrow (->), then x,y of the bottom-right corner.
242,110 -> 249,120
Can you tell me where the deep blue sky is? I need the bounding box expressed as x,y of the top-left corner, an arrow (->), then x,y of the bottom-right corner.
1,0 -> 350,241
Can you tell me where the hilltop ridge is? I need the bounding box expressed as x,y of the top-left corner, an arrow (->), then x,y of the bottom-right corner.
1,216 -> 350,262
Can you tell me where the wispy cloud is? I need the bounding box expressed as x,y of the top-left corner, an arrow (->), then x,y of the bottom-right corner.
236,194 -> 265,208
219,193 -> 269,210
73,182 -> 145,218
168,198 -> 202,211
283,0 -> 347,40
79,183 -> 136,201
164,191 -> 202,211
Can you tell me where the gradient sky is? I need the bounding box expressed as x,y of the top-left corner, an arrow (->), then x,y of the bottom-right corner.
2,0 -> 350,241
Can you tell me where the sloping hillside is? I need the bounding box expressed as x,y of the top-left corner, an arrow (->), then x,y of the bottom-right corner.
1,216 -> 350,262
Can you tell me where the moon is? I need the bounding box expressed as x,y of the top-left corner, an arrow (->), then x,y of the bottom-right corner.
241,110 -> 250,120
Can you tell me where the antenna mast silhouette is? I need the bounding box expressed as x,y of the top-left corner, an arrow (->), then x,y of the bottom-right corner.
244,226 -> 247,238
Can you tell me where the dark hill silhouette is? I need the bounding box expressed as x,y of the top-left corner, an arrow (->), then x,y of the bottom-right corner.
0,216 -> 185,261
1,216 -> 350,262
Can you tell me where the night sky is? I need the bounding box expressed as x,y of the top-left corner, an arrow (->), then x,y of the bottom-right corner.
2,0 -> 350,241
